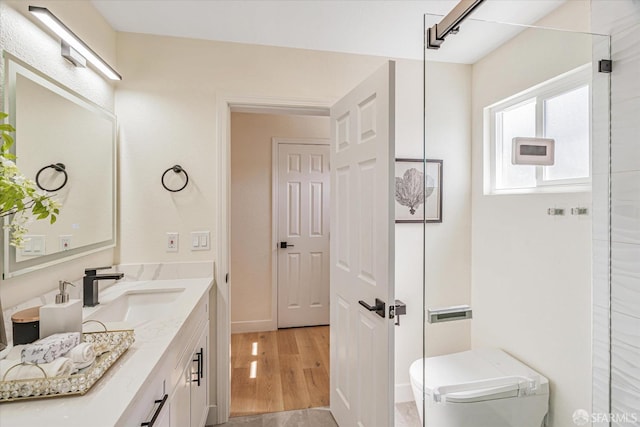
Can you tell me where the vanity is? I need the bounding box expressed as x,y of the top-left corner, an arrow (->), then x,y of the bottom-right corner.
1,6 -> 214,426
0,278 -> 212,427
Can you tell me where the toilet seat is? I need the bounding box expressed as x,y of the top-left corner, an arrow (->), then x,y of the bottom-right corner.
409,349 -> 549,427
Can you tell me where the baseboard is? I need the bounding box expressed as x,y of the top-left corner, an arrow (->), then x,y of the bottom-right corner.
395,383 -> 414,403
205,404 -> 218,426
231,319 -> 277,333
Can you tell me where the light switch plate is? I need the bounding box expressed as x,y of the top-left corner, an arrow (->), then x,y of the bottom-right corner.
20,235 -> 46,256
191,231 -> 210,251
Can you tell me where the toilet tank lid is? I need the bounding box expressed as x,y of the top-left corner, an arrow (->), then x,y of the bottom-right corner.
410,348 -> 549,399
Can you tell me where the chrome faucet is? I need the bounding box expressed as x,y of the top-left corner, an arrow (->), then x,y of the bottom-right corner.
83,266 -> 124,307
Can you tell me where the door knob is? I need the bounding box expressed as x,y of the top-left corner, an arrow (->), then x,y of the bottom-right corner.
358,298 -> 386,318
280,241 -> 295,249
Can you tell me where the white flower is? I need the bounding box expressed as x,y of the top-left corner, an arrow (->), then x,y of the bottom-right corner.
12,174 -> 26,185
1,157 -> 16,168
41,197 -> 58,210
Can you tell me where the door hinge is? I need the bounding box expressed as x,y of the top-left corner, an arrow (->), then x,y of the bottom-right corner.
225,273 -> 229,283
598,59 -> 612,73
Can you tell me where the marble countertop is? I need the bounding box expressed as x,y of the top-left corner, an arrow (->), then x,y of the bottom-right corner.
0,277 -> 213,427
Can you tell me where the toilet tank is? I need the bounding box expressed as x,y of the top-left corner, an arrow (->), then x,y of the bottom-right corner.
410,349 -> 549,427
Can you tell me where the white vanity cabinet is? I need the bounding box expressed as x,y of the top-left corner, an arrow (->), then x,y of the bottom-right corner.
189,327 -> 209,427
170,371 -> 190,425
119,292 -> 210,427
170,325 -> 209,427
0,279 -> 214,427
153,402 -> 171,427
169,298 -> 209,427
124,373 -> 170,427
140,390 -> 171,427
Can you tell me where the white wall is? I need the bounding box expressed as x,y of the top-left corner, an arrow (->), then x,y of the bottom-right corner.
0,0 -> 116,308
591,1 -> 640,423
114,31 -> 475,408
114,33 -> 436,412
229,112 -> 329,331
422,61 -> 473,360
395,60 -> 473,402
470,2 -> 594,426
393,60 -> 427,403
115,33 -> 393,268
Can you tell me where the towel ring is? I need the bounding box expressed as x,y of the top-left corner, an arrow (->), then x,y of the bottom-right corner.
161,165 -> 189,192
35,163 -> 68,192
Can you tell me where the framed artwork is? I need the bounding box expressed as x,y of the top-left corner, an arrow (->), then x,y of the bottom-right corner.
394,158 -> 443,223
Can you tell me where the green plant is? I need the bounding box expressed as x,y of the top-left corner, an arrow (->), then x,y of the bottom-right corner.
1,112 -> 60,247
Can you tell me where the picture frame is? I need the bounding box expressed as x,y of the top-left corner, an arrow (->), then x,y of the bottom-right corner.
394,158 -> 443,223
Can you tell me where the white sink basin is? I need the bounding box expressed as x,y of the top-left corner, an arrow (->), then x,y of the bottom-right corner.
85,288 -> 185,326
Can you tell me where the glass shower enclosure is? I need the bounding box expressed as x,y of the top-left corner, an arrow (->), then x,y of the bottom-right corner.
418,7 -> 611,427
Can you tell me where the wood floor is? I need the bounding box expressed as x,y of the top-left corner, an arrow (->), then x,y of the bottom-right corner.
230,326 -> 330,417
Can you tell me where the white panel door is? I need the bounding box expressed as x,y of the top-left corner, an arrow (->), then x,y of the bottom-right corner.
277,143 -> 331,328
330,62 -> 395,427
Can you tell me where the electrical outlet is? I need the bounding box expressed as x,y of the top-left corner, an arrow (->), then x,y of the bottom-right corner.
59,235 -> 72,251
167,232 -> 179,252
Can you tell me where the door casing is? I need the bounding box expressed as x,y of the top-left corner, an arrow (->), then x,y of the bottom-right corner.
215,95 -> 331,425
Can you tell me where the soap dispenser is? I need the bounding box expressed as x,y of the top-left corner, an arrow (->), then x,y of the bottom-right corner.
39,281 -> 83,339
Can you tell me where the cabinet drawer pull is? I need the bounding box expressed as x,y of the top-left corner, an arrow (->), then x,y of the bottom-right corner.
140,394 -> 168,426
192,348 -> 204,386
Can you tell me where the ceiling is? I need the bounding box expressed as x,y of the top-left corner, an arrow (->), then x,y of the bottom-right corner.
91,0 -> 567,64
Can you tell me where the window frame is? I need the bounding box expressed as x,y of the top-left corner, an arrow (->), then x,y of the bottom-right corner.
486,64 -> 592,195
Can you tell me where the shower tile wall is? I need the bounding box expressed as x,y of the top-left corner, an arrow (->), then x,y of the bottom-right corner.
592,0 -> 640,424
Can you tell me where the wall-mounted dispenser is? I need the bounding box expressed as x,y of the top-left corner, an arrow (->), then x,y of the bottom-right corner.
427,305 -> 472,324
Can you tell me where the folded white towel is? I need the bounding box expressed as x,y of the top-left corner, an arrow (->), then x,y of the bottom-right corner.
4,345 -> 25,361
21,332 -> 81,364
0,357 -> 74,381
64,343 -> 96,370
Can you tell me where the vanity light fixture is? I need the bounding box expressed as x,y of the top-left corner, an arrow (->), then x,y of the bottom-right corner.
28,6 -> 122,81
61,42 -> 87,68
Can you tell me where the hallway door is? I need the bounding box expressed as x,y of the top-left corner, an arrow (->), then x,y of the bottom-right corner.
277,142 -> 331,328
330,61 -> 396,427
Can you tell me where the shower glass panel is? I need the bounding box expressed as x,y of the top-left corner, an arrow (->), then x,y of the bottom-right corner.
420,10 -> 610,427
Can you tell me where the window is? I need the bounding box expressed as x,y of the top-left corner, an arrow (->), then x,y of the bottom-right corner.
486,65 -> 591,193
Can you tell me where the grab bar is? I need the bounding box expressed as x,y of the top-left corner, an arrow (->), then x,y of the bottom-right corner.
432,375 -> 540,403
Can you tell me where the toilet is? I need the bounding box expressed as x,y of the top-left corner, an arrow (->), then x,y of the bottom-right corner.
409,348 -> 549,427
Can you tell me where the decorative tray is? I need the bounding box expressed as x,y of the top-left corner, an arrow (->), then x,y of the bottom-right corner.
0,327 -> 135,402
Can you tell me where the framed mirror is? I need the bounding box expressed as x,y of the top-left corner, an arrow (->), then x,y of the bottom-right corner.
2,54 -> 116,278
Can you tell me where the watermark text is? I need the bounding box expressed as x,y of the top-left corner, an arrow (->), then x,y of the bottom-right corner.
573,409 -> 638,425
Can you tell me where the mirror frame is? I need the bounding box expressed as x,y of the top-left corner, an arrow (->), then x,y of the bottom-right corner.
2,53 -> 116,278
